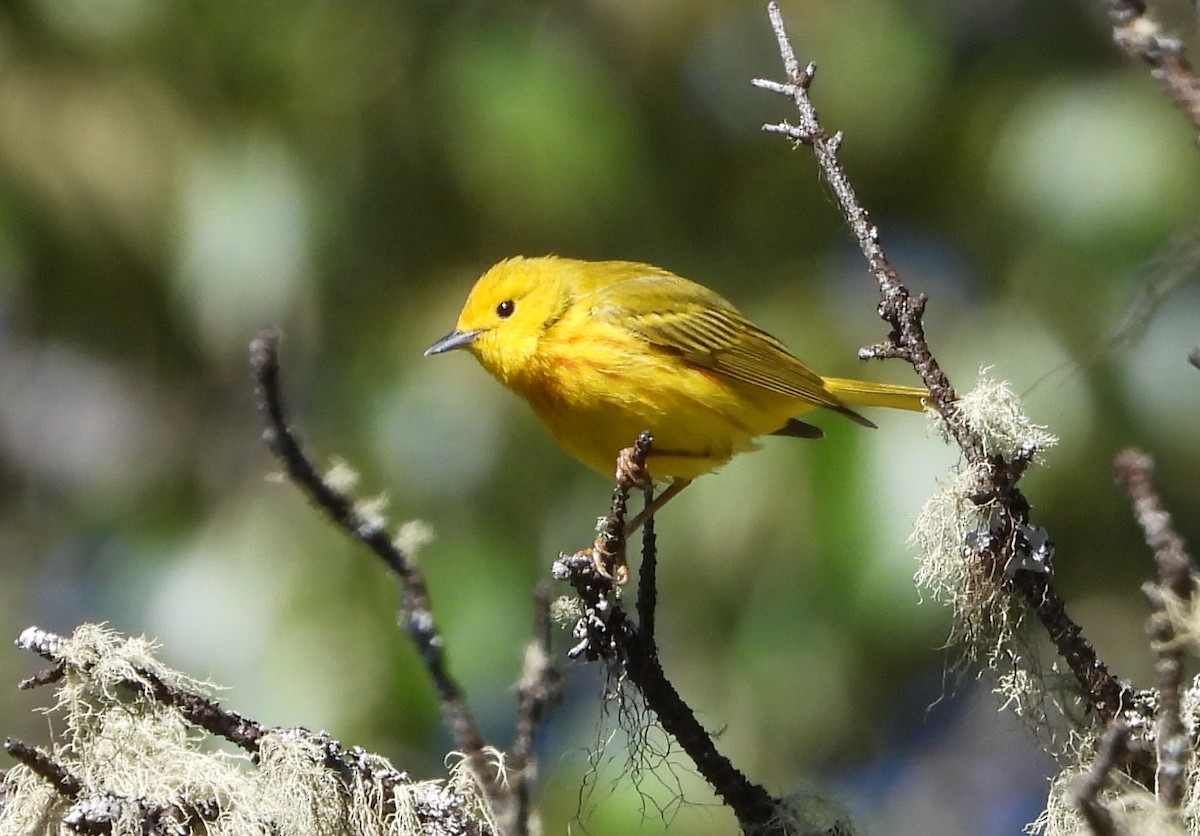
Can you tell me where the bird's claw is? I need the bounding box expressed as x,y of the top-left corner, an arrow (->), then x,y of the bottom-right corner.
615,446 -> 653,491
585,540 -> 629,586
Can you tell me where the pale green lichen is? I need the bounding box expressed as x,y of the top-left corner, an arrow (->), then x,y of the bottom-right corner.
913,374 -> 1057,662
0,624 -> 497,836
932,372 -> 1059,460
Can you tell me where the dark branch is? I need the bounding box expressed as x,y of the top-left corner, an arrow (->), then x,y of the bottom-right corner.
636,488 -> 658,648
1116,448 -> 1194,601
4,738 -> 82,798
555,432 -> 654,664
555,435 -> 794,835
618,612 -> 781,830
248,329 -> 492,780
18,664 -> 65,691
1010,570 -> 1135,724
140,666 -> 267,753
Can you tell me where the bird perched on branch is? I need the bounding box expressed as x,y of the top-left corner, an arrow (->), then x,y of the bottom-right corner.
426,255 -> 928,534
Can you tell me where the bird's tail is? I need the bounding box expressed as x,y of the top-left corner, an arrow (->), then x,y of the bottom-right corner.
823,377 -> 929,412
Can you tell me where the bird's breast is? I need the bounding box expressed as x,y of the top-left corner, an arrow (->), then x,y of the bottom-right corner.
510,328 -> 794,481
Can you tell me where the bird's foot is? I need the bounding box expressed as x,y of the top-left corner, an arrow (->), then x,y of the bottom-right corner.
615,445 -> 653,491
587,536 -> 629,586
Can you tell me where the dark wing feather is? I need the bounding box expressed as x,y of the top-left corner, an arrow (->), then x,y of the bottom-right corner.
771,418 -> 824,439
589,275 -> 872,425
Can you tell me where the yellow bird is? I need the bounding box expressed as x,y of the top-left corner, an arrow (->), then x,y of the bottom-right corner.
426,256 -> 927,525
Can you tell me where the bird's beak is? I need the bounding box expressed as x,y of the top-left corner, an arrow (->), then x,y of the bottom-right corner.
424,329 -> 481,357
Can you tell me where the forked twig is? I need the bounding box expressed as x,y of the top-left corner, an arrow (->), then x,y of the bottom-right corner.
753,0 -> 1133,726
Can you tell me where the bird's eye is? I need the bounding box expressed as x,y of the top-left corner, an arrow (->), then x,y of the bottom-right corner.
496,300 -> 515,319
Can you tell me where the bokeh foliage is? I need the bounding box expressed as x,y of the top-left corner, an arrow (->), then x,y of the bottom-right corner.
0,1 -> 1197,833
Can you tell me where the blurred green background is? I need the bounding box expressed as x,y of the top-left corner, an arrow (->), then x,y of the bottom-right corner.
1,1 -> 1197,833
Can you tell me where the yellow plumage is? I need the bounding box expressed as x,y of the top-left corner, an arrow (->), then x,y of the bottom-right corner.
426,256 -> 927,484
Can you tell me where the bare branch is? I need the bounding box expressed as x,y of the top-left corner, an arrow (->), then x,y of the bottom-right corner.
753,3 -> 969,459
1116,448 -> 1194,600
635,489 -> 658,647
17,664 -> 64,691
1116,448 -> 1195,807
248,329 -> 494,784
754,0 -> 1133,726
507,584 -> 563,836
4,738 -> 82,799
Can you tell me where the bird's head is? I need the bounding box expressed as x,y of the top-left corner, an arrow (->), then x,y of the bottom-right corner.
425,256 -> 568,387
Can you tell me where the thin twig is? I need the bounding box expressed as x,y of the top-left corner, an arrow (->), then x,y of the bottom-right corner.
754,3 -> 967,456
754,0 -> 1133,727
636,488 -> 658,647
1116,448 -> 1194,807
1010,571 -> 1134,723
510,586 -> 558,767
508,583 -> 562,836
17,664 -> 65,690
1104,0 -> 1200,139
1116,448 -> 1194,600
142,666 -> 267,753
248,330 -> 492,781
1072,721 -> 1132,836
4,738 -> 82,798
1092,227 -> 1200,365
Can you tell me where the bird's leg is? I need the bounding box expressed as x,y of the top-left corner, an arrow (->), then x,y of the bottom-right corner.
588,438 -> 664,584
625,479 -> 691,537
615,444 -> 654,493
590,517 -> 626,586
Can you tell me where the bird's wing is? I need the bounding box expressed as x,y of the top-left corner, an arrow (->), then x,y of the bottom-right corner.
589,275 -> 853,414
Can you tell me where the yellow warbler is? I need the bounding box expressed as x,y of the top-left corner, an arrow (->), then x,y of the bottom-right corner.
426,256 -> 927,518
